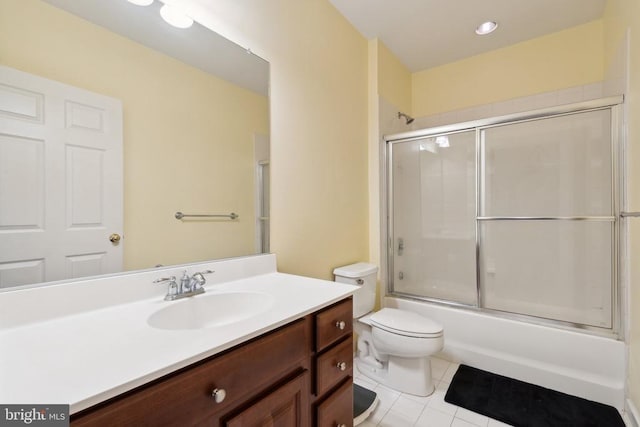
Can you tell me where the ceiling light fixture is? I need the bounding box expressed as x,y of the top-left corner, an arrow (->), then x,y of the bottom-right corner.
126,0 -> 154,6
475,21 -> 498,35
160,3 -> 194,29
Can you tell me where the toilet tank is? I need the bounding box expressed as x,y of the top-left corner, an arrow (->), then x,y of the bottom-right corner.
333,262 -> 378,318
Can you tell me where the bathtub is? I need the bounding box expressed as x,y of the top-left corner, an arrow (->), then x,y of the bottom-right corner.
385,296 -> 626,410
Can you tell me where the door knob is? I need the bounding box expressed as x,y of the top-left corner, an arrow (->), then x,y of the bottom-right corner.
109,233 -> 121,243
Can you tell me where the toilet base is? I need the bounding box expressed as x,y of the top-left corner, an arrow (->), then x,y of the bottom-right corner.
356,354 -> 436,396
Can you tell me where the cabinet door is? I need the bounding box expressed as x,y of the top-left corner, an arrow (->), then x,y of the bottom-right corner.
225,371 -> 309,427
316,380 -> 353,427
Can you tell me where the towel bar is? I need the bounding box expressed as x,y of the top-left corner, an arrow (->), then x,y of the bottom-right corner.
175,212 -> 238,220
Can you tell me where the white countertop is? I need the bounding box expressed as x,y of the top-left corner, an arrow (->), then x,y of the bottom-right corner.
0,256 -> 357,413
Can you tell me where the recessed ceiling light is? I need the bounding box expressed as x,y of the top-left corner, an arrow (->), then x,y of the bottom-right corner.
126,0 -> 154,6
160,4 -> 194,29
475,21 -> 498,35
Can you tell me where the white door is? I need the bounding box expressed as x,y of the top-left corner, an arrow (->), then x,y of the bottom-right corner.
0,65 -> 123,288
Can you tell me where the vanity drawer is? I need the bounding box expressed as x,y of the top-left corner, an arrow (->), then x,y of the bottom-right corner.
316,380 -> 353,427
315,338 -> 352,396
72,318 -> 310,427
315,298 -> 352,351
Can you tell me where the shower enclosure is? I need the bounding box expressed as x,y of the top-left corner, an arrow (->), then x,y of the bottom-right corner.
385,97 -> 623,335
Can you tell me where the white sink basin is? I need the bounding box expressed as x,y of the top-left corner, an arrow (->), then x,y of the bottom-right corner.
148,291 -> 275,330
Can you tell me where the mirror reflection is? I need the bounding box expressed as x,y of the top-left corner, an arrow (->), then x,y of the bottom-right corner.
0,0 -> 270,289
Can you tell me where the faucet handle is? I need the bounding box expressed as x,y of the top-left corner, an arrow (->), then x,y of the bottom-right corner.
154,276 -> 178,299
190,270 -> 214,291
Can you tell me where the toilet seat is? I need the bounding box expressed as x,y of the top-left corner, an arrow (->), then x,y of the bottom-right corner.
370,308 -> 443,338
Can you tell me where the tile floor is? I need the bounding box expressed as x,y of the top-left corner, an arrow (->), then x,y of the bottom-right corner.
355,357 -> 630,427
354,357 -> 512,427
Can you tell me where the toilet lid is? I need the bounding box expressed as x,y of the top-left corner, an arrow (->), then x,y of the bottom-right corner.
370,308 -> 443,338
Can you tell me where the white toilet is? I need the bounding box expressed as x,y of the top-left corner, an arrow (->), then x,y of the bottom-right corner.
334,262 -> 444,396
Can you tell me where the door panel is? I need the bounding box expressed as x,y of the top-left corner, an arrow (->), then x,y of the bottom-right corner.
0,83 -> 44,122
66,145 -> 105,227
0,133 -> 44,229
0,65 -> 123,288
481,110 -> 612,217
65,253 -> 107,280
390,131 -> 477,305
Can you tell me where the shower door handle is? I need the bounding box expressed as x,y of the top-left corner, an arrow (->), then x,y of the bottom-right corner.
397,238 -> 404,256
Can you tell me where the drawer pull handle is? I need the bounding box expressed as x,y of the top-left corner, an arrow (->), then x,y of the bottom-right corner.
336,424 -> 347,427
336,362 -> 347,371
335,320 -> 346,330
211,388 -> 227,403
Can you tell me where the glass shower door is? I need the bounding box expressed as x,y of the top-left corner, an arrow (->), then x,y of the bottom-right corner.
479,110 -> 614,328
390,131 -> 477,305
386,100 -> 619,332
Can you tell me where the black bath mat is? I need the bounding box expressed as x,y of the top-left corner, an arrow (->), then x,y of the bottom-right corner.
354,383 -> 377,420
444,365 -> 625,427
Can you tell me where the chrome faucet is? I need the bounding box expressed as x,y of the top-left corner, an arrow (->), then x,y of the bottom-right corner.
154,270 -> 214,301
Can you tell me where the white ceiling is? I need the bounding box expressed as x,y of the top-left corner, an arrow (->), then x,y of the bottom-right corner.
329,0 -> 607,72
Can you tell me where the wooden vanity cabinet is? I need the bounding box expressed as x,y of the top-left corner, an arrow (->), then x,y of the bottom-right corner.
312,298 -> 354,427
71,318 -> 311,427
71,298 -> 354,427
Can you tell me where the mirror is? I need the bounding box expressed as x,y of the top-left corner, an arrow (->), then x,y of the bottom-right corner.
0,0 -> 269,290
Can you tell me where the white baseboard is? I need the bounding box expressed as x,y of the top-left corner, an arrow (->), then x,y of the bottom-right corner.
626,398 -> 639,427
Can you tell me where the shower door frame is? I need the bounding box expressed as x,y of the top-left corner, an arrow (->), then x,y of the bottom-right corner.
383,96 -> 625,339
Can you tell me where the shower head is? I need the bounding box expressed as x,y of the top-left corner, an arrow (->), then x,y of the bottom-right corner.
398,112 -> 414,125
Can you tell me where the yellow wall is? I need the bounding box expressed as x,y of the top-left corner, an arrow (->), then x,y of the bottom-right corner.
603,0 -> 640,413
182,0 -> 370,280
377,40 -> 412,114
367,40 -> 381,271
0,0 -> 269,270
412,20 -> 605,117
368,38 -> 412,272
